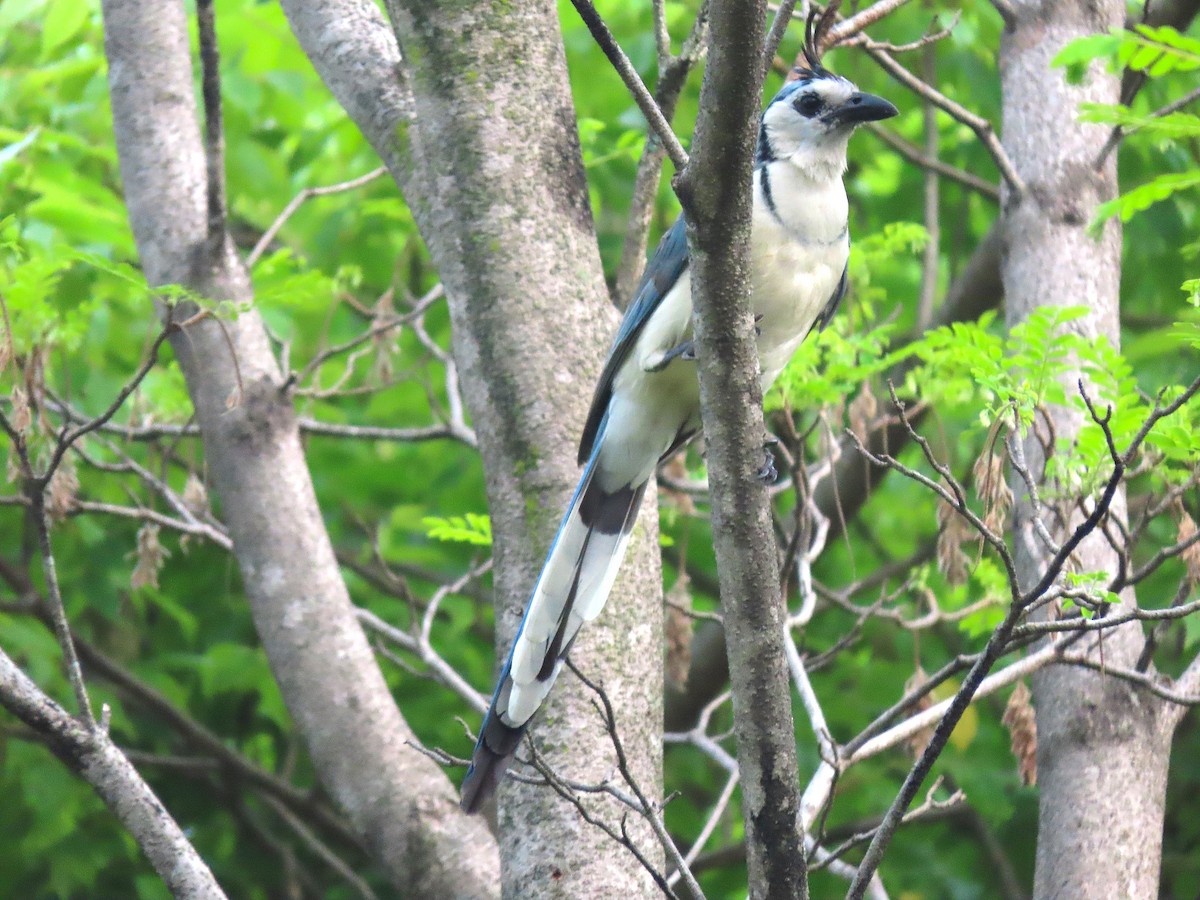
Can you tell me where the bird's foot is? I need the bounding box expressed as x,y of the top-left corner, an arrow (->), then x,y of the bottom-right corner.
646,339 -> 696,372
754,313 -> 764,337
756,438 -> 779,484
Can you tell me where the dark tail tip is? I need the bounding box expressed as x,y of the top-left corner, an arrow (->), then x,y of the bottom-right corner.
460,713 -> 526,814
460,747 -> 513,814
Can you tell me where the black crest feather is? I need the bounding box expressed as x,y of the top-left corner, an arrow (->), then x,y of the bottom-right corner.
793,1 -> 842,80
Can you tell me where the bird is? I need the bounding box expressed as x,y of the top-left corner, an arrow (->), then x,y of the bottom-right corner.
460,46 -> 897,814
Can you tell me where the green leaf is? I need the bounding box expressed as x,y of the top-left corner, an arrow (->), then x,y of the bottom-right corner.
423,513 -> 493,546
1092,170 -> 1200,232
41,0 -> 88,56
1052,32 -> 1123,82
0,128 -> 40,168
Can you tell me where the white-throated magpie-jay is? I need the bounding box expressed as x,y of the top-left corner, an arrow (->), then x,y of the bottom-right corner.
460,52 -> 896,813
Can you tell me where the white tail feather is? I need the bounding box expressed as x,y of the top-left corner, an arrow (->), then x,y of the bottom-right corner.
504,480 -> 642,727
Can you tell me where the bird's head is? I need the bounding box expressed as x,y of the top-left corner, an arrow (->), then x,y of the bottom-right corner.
758,47 -> 897,179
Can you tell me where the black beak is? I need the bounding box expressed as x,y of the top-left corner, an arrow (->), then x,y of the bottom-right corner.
833,92 -> 898,125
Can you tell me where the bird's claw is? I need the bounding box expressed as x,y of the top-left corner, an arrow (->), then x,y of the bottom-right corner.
756,441 -> 778,484
646,339 -> 696,372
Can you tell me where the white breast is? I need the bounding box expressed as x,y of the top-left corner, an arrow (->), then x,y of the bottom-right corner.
750,164 -> 849,386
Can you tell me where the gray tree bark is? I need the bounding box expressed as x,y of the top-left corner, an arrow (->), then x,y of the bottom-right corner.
282,1 -> 665,896
676,1 -> 805,898
101,1 -> 498,896
999,3 -> 1182,897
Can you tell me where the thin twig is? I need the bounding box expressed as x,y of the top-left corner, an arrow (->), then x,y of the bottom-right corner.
38,317 -> 200,486
614,8 -> 708,306
1097,84 -> 1200,167
864,125 -> 1003,202
30,491 -> 94,725
568,0 -> 689,170
667,771 -> 740,887
247,167 -> 388,268
763,0 -> 802,74
916,40 -> 940,330
822,0 -> 914,47
294,283 -> 442,387
843,378 -> 1190,897
566,659 -> 707,900
358,562 -> 492,714
73,636 -> 362,849
260,794 -> 381,900
862,43 -> 1026,198
1056,652 -> 1200,706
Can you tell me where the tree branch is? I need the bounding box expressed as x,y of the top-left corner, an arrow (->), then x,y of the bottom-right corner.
567,0 -> 689,170
0,647 -> 226,898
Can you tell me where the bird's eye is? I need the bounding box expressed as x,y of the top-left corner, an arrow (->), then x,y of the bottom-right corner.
794,93 -> 823,117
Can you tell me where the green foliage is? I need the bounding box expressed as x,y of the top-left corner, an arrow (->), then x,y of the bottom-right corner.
1054,24 -> 1200,81
0,0 -> 1197,897
424,512 -> 494,546
1092,169 -> 1200,227
1056,26 -> 1200,231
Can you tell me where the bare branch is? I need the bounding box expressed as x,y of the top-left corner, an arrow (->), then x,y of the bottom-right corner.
260,794 -> 381,900
30,491 -> 94,725
615,8 -> 708,306
864,124 -> 1000,201
358,560 -> 493,714
0,647 -> 226,898
667,771 -> 739,888
823,0 -> 914,47
1055,652 -> 1200,706
862,44 -> 1026,198
72,635 -> 363,850
916,40 -> 940,330
247,167 -> 388,268
40,317 -> 198,486
763,0 -> 802,73
71,500 -> 233,550
566,659 -> 706,900
293,283 -> 442,387
1097,83 -> 1200,167
567,0 -> 689,170
988,0 -> 1017,29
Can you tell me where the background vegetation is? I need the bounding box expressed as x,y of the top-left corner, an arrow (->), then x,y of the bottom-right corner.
1,0 -> 1197,897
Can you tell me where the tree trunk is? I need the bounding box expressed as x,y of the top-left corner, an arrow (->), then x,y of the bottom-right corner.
101,1 -> 498,895
676,1 -> 805,897
285,1 -> 665,895
999,4 -> 1177,896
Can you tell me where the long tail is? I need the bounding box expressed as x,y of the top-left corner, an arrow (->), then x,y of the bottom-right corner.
460,443 -> 646,813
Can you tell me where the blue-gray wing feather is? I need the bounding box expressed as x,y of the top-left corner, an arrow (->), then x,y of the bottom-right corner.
578,217 -> 689,463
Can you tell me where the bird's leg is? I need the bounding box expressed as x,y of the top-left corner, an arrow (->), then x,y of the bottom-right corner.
644,339 -> 696,372
755,313 -> 764,337
756,435 -> 779,484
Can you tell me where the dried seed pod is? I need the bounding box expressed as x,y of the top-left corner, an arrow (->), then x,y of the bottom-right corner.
46,457 -> 79,522
1177,510 -> 1200,587
131,523 -> 171,591
182,471 -> 209,517
936,499 -> 971,585
1002,680 -> 1038,786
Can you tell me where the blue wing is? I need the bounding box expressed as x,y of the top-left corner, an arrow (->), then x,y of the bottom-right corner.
578,216 -> 690,463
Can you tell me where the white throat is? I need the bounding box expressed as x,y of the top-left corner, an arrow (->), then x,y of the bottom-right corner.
763,123 -> 852,183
